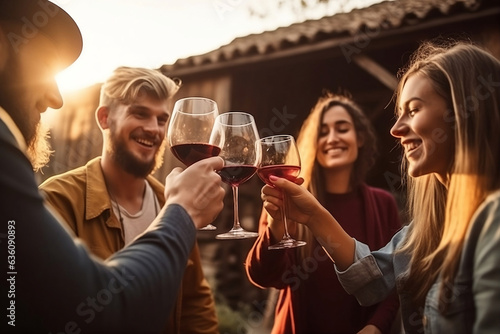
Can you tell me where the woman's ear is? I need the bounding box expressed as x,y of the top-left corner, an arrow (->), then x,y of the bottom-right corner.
96,106 -> 110,130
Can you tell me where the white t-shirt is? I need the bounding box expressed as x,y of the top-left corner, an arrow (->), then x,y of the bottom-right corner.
111,181 -> 160,245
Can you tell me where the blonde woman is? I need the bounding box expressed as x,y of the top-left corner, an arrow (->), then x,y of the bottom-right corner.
260,41 -> 500,333
246,92 -> 402,333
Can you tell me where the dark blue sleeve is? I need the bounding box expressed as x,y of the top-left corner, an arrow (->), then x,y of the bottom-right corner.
0,131 -> 196,333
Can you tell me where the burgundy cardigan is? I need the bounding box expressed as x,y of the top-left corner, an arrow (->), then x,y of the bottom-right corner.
246,184 -> 402,334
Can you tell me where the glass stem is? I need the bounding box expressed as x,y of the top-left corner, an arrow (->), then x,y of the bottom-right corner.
232,185 -> 241,229
281,192 -> 292,240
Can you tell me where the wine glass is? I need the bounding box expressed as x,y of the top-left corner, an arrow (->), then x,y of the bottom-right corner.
167,97 -> 220,230
210,112 -> 259,239
257,135 -> 306,249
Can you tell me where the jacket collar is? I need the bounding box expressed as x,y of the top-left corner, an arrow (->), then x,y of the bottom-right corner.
84,157 -> 118,225
84,157 -> 166,224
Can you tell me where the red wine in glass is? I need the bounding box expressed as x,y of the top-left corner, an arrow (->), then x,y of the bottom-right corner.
257,165 -> 300,186
170,143 -> 221,166
167,97 -> 220,230
219,165 -> 257,186
210,111 -> 260,239
257,135 -> 306,249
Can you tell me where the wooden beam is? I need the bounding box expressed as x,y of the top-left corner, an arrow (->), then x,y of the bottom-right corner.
352,54 -> 398,90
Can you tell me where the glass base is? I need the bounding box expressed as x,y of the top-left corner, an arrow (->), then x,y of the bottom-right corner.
216,227 -> 258,240
268,238 -> 306,250
199,224 -> 217,231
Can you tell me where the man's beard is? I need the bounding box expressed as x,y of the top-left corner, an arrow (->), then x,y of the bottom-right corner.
0,104 -> 48,171
1,90 -> 52,171
0,44 -> 50,170
107,130 -> 165,178
27,122 -> 53,172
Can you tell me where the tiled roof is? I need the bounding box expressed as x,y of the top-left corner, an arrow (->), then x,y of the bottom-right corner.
162,0 -> 488,72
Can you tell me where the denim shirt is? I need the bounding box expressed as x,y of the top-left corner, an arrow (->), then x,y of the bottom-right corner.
336,190 -> 500,334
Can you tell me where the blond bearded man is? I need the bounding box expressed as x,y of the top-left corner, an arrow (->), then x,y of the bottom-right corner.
40,66 -> 219,333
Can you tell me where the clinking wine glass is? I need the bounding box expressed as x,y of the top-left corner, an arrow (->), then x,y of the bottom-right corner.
167,97 -> 221,230
209,112 -> 259,239
257,135 -> 306,249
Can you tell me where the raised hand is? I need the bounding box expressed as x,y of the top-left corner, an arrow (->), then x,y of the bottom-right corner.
260,176 -> 321,227
261,175 -> 355,270
164,156 -> 225,229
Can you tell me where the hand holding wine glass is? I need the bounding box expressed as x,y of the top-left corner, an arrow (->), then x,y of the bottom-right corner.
167,97 -> 221,230
210,112 -> 260,239
257,135 -> 306,249
164,157 -> 225,230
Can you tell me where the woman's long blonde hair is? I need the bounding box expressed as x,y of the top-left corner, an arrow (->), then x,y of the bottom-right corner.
396,41 -> 500,310
296,91 -> 378,258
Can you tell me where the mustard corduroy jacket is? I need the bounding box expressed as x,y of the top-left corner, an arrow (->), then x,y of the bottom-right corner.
39,157 -> 219,334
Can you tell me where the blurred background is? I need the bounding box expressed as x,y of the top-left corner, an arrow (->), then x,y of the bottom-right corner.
39,0 -> 500,333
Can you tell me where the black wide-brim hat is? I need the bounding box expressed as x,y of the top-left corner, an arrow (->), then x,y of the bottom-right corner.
0,0 -> 83,69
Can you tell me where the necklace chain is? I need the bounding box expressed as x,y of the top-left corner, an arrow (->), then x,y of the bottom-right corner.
101,167 -> 158,224
108,189 -> 125,224
109,185 -> 159,224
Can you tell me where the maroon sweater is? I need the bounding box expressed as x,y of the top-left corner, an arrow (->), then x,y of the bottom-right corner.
246,184 -> 402,334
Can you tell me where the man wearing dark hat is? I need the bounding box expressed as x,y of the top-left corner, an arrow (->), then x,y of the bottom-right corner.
0,1 -> 225,333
